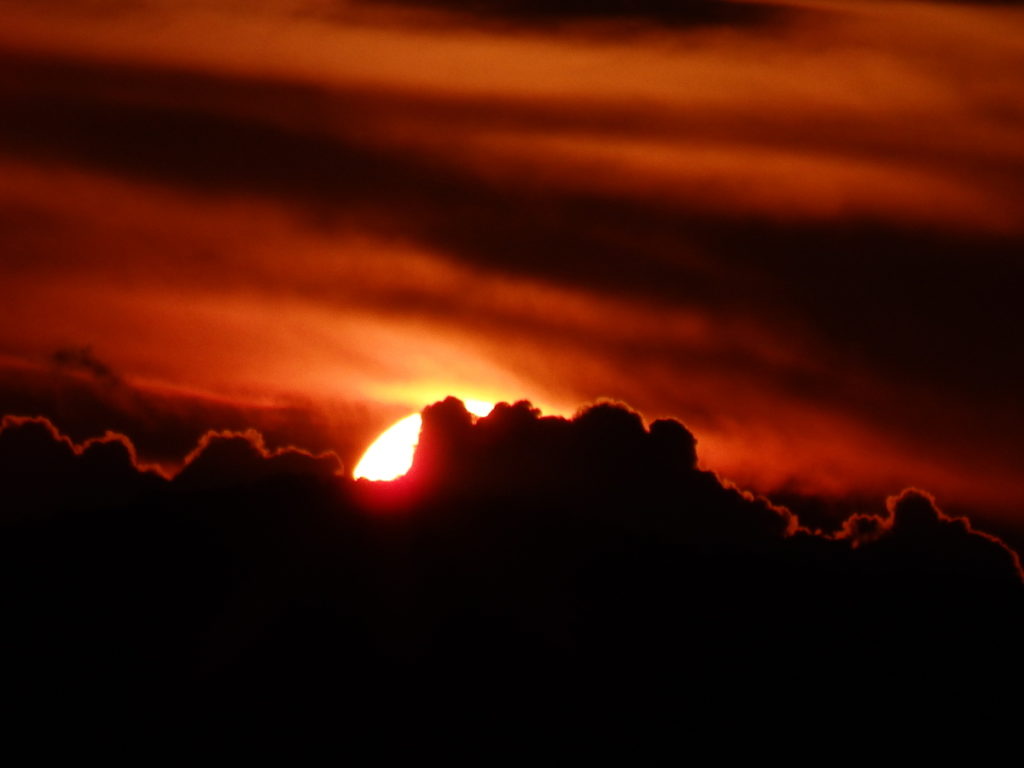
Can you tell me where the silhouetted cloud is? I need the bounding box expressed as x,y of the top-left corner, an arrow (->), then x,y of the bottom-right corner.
0,360 -> 392,471
1,400 -> 1021,742
368,0 -> 787,27
174,430 -> 343,491
51,345 -> 119,384
0,414 -> 161,522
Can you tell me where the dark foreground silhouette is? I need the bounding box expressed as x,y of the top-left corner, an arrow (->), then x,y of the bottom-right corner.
1,399 -> 1022,748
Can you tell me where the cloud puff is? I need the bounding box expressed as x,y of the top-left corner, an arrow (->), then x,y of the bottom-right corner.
174,429 -> 343,490
0,414 -> 159,522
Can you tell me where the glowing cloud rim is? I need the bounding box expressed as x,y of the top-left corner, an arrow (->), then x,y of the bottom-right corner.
353,399 -> 494,481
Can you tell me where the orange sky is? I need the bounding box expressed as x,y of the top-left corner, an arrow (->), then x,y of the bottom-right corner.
1,0 -> 1023,521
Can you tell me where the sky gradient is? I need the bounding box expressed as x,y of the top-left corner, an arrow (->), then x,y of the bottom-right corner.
2,0 -> 1023,530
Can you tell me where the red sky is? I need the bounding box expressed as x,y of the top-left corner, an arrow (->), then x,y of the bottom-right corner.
1,0 -> 1023,524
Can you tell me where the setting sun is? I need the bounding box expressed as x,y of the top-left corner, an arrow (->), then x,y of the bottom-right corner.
353,399 -> 495,481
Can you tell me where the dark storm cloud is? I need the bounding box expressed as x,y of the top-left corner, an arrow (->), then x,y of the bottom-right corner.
2,399 -> 1021,742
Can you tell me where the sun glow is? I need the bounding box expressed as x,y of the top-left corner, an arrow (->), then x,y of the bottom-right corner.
353,399 -> 494,481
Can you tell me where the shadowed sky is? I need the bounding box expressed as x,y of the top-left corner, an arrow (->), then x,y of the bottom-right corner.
1,0 -> 1023,523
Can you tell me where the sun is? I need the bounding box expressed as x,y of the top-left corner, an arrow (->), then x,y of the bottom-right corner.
353,399 -> 495,481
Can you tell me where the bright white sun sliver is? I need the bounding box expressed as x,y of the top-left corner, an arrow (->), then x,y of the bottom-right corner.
353,400 -> 495,481
352,413 -> 422,482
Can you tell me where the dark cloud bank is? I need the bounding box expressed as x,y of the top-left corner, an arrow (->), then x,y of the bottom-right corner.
370,0 -> 786,27
2,399 -> 1022,747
